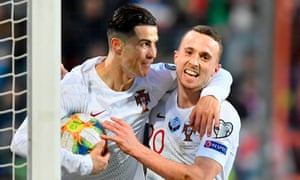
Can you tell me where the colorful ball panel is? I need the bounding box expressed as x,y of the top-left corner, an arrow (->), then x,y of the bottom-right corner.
61,113 -> 105,155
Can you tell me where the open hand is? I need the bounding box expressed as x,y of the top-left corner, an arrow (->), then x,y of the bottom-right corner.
101,117 -> 141,156
189,95 -> 220,138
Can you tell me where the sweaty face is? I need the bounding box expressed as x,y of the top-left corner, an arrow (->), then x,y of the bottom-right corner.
174,30 -> 221,91
120,25 -> 158,77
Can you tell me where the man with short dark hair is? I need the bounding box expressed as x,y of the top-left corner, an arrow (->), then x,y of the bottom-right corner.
11,5 -> 232,180
102,25 -> 240,180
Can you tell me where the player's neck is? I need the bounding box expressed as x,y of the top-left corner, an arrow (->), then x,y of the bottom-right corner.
177,87 -> 200,109
96,56 -> 135,91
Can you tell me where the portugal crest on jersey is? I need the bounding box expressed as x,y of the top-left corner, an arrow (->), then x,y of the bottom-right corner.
182,123 -> 195,141
135,89 -> 150,112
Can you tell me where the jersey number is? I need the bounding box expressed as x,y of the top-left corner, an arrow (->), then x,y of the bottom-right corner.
150,129 -> 165,154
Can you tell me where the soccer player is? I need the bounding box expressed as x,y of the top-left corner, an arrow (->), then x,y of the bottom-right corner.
102,25 -> 240,180
11,5 -> 232,180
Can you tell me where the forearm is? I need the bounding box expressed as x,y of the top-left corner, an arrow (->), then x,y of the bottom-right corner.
131,143 -> 202,180
10,118 -> 28,157
61,148 -> 93,176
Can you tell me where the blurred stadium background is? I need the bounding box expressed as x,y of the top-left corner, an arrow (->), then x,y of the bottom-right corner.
1,0 -> 299,179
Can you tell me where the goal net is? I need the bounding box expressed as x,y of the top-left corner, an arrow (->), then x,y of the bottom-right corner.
0,0 -> 61,179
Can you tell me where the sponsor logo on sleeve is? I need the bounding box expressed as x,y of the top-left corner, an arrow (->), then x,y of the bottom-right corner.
204,140 -> 227,155
135,89 -> 151,112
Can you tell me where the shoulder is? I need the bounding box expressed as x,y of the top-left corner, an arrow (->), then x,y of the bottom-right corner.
214,100 -> 241,139
146,63 -> 177,87
136,63 -> 177,100
150,62 -> 176,70
220,101 -> 240,124
150,63 -> 176,77
61,56 -> 104,86
60,57 -> 105,112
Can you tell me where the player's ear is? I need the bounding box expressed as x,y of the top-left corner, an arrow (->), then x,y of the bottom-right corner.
212,64 -> 221,77
173,50 -> 178,64
111,38 -> 123,54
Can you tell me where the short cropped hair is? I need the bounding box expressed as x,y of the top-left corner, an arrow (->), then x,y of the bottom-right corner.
107,4 -> 157,39
192,25 -> 223,58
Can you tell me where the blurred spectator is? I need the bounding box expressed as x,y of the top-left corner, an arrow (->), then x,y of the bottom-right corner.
129,0 -> 178,60
289,1 -> 300,174
290,75 -> 300,130
1,0 -> 281,179
223,0 -> 257,78
289,84 -> 300,174
235,128 -> 262,180
130,0 -> 176,31
62,0 -> 128,70
290,0 -> 300,131
206,0 -> 230,34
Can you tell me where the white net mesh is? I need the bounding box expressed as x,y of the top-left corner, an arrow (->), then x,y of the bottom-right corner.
0,0 -> 27,179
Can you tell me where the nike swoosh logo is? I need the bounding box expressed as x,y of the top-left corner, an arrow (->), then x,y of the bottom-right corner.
90,110 -> 105,117
156,113 -> 165,118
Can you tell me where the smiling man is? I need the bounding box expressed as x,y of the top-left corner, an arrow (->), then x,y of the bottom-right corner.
102,25 -> 240,180
11,4 -> 233,180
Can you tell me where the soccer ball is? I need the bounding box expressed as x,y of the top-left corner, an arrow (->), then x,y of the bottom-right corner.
61,113 -> 105,155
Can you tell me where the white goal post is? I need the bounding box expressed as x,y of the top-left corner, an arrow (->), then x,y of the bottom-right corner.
0,0 -> 61,179
27,0 -> 61,179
